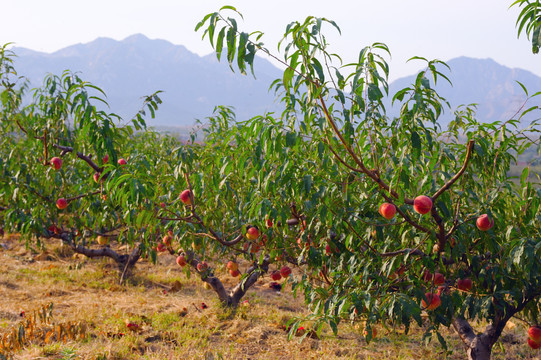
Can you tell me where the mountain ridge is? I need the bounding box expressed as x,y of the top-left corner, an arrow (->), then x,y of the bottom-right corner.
8,34 -> 541,128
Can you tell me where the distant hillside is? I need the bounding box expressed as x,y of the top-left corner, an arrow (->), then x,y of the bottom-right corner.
11,34 -> 283,127
388,57 -> 541,127
8,36 -> 541,128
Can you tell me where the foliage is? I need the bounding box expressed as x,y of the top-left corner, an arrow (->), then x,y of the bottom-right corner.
195,6 -> 541,358
3,5 -> 541,359
511,0 -> 541,53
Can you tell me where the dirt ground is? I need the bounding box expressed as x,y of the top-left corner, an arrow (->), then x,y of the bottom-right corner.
0,234 -> 537,360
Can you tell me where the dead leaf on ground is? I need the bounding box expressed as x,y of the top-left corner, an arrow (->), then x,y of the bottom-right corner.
168,280 -> 182,293
34,251 -> 53,261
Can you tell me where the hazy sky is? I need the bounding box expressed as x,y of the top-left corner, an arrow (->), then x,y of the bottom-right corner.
1,0 -> 538,80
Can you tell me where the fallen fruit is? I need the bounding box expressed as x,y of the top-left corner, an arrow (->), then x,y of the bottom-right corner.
269,282 -> 282,291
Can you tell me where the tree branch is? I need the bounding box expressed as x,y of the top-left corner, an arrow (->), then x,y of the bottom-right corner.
52,144 -> 102,173
432,140 -> 475,201
452,316 -> 476,348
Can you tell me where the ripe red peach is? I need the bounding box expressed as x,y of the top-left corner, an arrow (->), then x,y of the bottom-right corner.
421,292 -> 441,310
379,203 -> 396,220
56,198 -> 68,210
413,195 -> 433,215
50,157 -> 63,170
246,226 -> 260,241
476,214 -> 494,231
280,266 -> 292,278
179,189 -> 192,205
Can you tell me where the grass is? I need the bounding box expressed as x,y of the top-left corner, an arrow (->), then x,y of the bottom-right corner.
0,235 -> 538,359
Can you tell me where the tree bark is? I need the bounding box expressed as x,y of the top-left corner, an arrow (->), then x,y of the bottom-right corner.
452,317 -> 505,360
186,251 -> 269,308
56,232 -> 142,282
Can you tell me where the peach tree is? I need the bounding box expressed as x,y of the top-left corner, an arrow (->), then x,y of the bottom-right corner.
0,43 -> 165,278
196,6 -> 541,359
124,105 -> 338,307
0,43 -> 325,305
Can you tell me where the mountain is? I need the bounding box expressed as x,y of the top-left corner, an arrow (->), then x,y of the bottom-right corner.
10,34 -> 284,127
388,57 -> 541,127
8,36 -> 541,128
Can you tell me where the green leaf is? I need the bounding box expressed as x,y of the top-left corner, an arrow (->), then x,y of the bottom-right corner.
286,132 -> 297,147
521,167 -> 530,186
215,27 -> 226,61
411,131 -> 421,152
303,175 -> 312,194
367,84 -> 382,102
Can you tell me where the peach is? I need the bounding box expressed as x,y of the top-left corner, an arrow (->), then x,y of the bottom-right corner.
457,278 -> 473,292
476,214 -> 494,231
246,226 -> 260,241
280,266 -> 292,278
162,235 -> 172,246
528,338 -> 541,349
176,255 -> 187,267
528,326 -> 541,343
226,261 -> 238,272
56,198 -> 68,210
229,269 -> 240,277
270,271 -> 282,281
413,195 -> 433,215
97,235 -> 108,246
197,262 -> 208,272
421,292 -> 441,310
179,189 -> 192,205
433,272 -> 445,286
379,203 -> 396,220
50,157 -> 62,170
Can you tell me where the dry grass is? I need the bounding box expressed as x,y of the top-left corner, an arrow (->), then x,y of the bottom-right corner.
0,235 -> 538,360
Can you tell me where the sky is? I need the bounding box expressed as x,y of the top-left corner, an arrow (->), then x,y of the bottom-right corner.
1,0 -> 538,81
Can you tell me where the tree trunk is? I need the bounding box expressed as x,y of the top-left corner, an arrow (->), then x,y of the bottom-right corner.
186,251 -> 270,309
453,317 -> 499,360
465,335 -> 492,360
